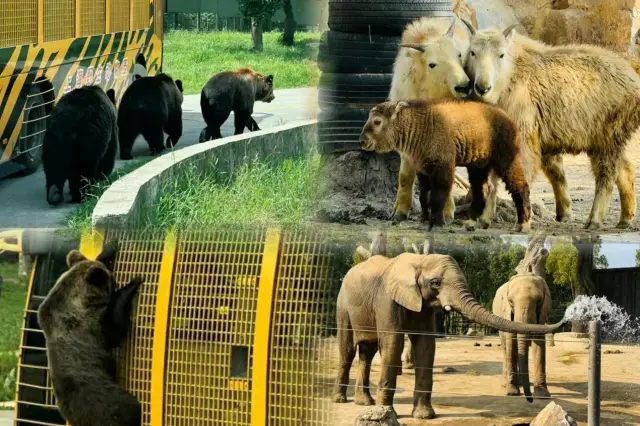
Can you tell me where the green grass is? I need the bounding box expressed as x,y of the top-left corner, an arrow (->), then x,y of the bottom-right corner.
163,30 -> 320,95
145,153 -> 324,229
0,261 -> 27,403
64,159 -> 148,235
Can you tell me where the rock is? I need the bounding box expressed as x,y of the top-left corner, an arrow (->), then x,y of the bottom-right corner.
533,8 -> 591,46
552,0 -> 570,9
474,342 -> 481,347
485,343 -> 492,347
442,367 -> 457,373
530,401 -> 578,426
354,406 -> 404,426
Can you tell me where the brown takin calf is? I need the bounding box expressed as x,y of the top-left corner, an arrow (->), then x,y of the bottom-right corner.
359,99 -> 531,232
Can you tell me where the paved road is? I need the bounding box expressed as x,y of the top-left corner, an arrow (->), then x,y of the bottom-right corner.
0,88 -> 316,229
0,410 -> 11,426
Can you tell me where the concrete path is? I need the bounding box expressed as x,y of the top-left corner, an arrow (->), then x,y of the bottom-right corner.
0,410 -> 11,426
0,88 -> 317,229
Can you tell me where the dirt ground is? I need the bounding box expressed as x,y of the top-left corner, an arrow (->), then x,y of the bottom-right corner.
320,333 -> 640,426
317,147 -> 640,236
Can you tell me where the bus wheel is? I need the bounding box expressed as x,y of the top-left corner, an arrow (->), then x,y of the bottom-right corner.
14,82 -> 51,175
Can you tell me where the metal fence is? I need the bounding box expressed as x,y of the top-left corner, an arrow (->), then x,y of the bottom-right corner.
11,227 -> 336,426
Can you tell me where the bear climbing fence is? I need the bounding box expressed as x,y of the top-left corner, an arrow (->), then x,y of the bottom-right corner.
2,227 -> 335,426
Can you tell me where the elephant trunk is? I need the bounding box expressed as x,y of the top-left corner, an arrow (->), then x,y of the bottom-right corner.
449,281 -> 566,335
517,334 -> 533,403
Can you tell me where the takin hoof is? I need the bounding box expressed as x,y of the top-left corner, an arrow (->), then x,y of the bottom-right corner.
412,405 -> 436,419
585,220 -> 603,230
477,217 -> 491,229
506,384 -> 521,396
616,219 -> 632,229
332,392 -> 348,403
354,393 -> 375,406
404,361 -> 415,370
463,219 -> 477,231
512,221 -> 531,233
391,212 -> 408,225
556,210 -> 573,223
533,386 -> 551,399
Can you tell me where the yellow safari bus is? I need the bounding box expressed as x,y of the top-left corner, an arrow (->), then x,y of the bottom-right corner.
0,0 -> 164,177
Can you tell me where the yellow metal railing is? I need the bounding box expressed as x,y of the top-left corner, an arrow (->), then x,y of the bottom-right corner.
13,227 -> 333,426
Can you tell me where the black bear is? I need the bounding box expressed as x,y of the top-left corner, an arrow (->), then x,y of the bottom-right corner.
38,242 -> 145,426
199,68 -> 275,142
43,85 -> 118,206
117,73 -> 184,160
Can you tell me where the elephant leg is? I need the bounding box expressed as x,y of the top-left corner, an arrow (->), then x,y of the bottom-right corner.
532,334 -> 551,398
376,332 -> 404,407
410,328 -> 436,419
403,337 -> 414,370
354,341 -> 377,406
504,331 -> 520,396
332,313 -> 355,403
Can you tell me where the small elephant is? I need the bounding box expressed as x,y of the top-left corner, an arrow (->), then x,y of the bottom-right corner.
332,253 -> 567,419
492,272 -> 552,402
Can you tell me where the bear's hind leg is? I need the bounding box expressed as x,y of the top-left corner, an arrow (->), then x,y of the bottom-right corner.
68,173 -> 83,204
141,125 -> 166,156
246,116 -> 260,132
165,111 -> 183,148
118,121 -> 139,160
46,175 -> 66,206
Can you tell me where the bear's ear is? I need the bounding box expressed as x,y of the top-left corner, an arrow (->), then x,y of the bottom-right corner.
85,265 -> 111,290
67,250 -> 87,268
266,75 -> 274,84
106,89 -> 116,105
175,80 -> 183,93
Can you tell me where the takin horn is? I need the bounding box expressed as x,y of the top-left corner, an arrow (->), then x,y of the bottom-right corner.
460,18 -> 477,35
445,17 -> 457,38
400,43 -> 426,53
503,23 -> 518,38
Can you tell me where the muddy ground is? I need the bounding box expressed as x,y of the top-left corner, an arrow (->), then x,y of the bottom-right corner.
317,148 -> 640,236
319,333 -> 640,426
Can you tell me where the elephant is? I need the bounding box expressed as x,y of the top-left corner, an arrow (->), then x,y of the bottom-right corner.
492,272 -> 552,402
332,253 -> 567,419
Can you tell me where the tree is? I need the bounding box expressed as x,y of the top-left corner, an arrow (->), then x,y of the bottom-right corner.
546,236 -> 603,333
238,0 -> 282,51
281,0 -> 296,46
636,248 -> 640,267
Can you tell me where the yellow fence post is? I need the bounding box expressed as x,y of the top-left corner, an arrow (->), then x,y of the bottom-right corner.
106,0 -> 111,33
75,0 -> 81,37
37,0 -> 44,43
150,230 -> 177,426
79,227 -> 105,259
251,228 -> 282,426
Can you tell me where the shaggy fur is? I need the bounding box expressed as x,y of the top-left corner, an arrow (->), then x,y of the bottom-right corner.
117,73 -> 184,159
388,17 -> 472,225
360,100 -> 531,232
37,243 -> 145,426
199,68 -> 275,142
43,86 -> 118,206
464,22 -> 640,230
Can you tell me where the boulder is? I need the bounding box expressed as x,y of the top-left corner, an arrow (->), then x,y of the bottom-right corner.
530,402 -> 578,426
354,406 -> 404,426
533,8 -> 591,46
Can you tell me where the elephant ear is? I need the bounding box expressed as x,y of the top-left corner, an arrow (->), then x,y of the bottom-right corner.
384,257 -> 422,312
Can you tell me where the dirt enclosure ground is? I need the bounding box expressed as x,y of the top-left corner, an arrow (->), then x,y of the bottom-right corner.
320,333 -> 640,426
318,146 -> 640,235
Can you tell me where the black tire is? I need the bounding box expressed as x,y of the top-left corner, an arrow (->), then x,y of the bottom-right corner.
317,107 -> 371,153
317,31 -> 399,74
14,81 -> 51,175
328,0 -> 454,36
319,73 -> 392,109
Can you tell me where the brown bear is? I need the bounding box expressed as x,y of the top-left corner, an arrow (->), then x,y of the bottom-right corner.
117,73 -> 184,159
37,242 -> 145,426
359,99 -> 531,232
43,85 -> 118,205
199,68 -> 275,142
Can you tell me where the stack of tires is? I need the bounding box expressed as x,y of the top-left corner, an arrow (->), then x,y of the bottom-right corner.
317,0 -> 455,154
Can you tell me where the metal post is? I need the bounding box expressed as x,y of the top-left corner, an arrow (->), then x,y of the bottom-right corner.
588,320 -> 601,426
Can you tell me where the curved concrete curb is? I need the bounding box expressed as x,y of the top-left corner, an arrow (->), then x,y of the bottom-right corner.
92,120 -> 317,229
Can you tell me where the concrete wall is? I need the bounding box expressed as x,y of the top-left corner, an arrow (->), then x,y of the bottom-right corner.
166,0 -> 329,27
92,121 -> 317,229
